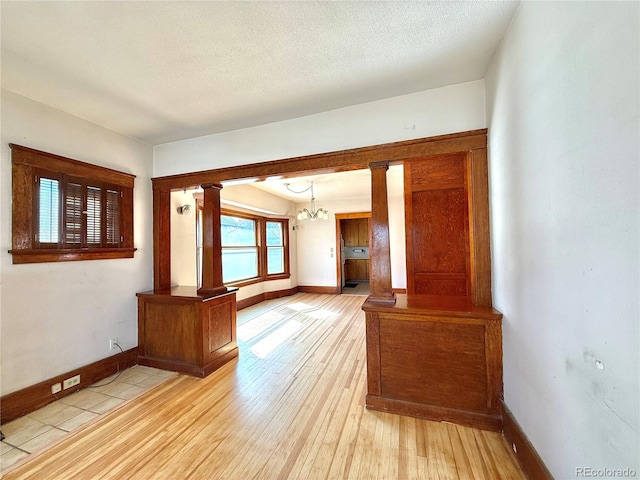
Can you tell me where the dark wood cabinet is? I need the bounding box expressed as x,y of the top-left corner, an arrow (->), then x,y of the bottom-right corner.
137,286 -> 238,377
343,219 -> 369,246
363,296 -> 503,431
345,259 -> 369,281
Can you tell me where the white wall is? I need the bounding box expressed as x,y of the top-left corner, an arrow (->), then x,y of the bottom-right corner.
486,3 -> 639,477
0,89 -> 154,395
171,190 -> 198,286
295,166 -> 406,289
153,80 -> 486,177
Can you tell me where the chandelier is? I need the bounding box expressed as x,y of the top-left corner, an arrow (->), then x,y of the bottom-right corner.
285,181 -> 329,221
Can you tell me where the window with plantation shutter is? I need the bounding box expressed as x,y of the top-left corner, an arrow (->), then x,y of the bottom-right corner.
10,144 -> 136,264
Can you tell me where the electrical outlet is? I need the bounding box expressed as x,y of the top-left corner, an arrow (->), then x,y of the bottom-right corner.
109,337 -> 119,351
51,382 -> 62,394
63,374 -> 80,390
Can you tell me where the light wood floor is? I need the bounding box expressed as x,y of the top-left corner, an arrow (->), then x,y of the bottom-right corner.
3,293 -> 525,479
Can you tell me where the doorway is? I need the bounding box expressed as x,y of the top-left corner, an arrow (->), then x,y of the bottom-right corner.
335,212 -> 371,295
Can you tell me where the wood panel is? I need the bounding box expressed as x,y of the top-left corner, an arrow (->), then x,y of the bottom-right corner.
379,318 -> 487,412
363,294 -> 503,432
0,348 -> 138,425
137,287 -> 238,377
2,293 -> 523,480
405,153 -> 471,299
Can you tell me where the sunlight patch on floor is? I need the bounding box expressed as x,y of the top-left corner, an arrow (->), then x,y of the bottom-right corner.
283,302 -> 314,312
237,311 -> 285,342
251,320 -> 302,359
305,308 -> 336,320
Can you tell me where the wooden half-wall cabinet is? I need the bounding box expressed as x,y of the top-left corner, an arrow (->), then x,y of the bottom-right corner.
363,295 -> 503,432
137,286 -> 238,377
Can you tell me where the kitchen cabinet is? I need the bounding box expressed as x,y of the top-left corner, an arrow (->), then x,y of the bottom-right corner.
345,259 -> 369,281
343,219 -> 369,246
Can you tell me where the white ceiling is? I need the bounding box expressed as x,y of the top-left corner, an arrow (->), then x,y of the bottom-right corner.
245,165 -> 404,204
1,1 -> 519,146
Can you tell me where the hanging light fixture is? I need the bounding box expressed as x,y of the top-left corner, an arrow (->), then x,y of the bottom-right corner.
285,181 -> 329,221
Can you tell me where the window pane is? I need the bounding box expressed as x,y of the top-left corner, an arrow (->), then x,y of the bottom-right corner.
106,189 -> 120,245
222,248 -> 258,282
39,178 -> 59,243
65,182 -> 82,245
266,221 -> 283,246
267,246 -> 284,274
221,215 -> 256,246
86,186 -> 102,245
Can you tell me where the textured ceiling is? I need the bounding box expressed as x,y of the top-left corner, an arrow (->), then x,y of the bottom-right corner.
1,1 -> 518,145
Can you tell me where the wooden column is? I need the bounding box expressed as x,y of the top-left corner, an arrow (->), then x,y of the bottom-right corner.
153,188 -> 171,291
198,183 -> 228,296
367,161 -> 395,305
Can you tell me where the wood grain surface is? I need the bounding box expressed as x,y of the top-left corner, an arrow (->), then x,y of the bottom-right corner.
3,294 -> 523,479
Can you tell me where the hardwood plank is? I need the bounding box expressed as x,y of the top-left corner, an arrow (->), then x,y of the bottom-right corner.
2,293 -> 524,480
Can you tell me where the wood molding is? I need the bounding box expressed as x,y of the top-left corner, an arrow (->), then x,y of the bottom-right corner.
0,348 -> 138,425
9,144 -> 136,188
153,189 -> 171,290
151,129 -> 488,191
298,285 -> 340,294
392,288 -> 407,294
366,394 -> 503,432
264,287 -> 299,301
502,402 -> 554,480
236,287 -> 299,311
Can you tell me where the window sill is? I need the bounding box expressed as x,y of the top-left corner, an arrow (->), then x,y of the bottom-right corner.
227,273 -> 291,288
9,247 -> 137,264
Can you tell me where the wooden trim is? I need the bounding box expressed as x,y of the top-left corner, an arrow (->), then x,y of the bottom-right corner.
9,247 -> 136,264
153,189 -> 171,290
392,288 -> 407,294
335,212 -> 371,291
151,129 -> 488,191
236,287 -> 299,310
334,212 -> 372,220
366,394 -> 503,432
9,144 -> 135,188
298,285 -> 340,294
264,287 -> 299,301
149,129 -> 488,297
468,148 -> 493,307
0,348 -> 138,425
502,402 -> 554,480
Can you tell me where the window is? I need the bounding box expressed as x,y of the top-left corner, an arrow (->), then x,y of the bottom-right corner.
217,210 -> 289,286
221,214 -> 259,283
266,221 -> 285,275
10,144 -> 135,264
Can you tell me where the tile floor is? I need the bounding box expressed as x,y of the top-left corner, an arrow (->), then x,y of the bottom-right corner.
0,365 -> 178,472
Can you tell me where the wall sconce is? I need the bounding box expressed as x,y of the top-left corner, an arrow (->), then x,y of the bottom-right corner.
177,204 -> 191,215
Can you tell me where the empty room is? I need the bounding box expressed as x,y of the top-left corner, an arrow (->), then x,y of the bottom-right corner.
1,2 -> 638,479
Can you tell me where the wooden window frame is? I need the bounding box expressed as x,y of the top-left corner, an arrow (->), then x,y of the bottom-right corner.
9,144 -> 136,264
220,209 -> 290,287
